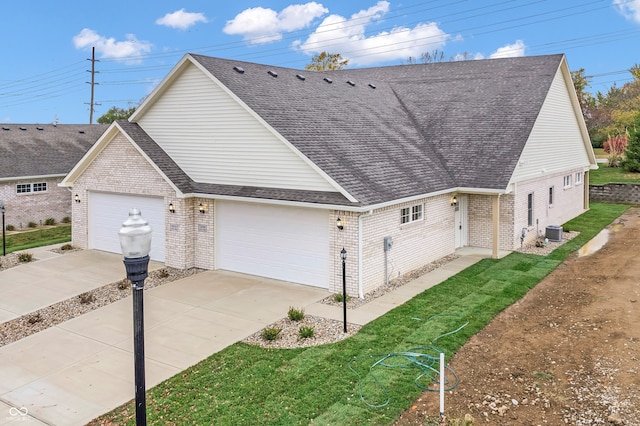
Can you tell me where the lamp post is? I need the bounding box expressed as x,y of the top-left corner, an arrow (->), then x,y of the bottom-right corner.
0,200 -> 5,256
341,248 -> 347,333
119,208 -> 152,426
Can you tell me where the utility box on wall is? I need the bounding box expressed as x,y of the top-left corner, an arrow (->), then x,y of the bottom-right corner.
383,236 -> 393,252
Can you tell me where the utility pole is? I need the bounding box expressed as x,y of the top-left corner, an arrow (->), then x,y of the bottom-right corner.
86,47 -> 100,124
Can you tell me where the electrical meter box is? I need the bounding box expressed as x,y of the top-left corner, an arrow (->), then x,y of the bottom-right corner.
384,236 -> 393,252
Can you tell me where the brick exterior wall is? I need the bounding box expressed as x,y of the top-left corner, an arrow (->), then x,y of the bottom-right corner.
0,177 -> 72,228
329,210 -> 359,296
512,169 -> 587,248
589,183 -> 640,204
360,194 -> 455,295
71,134 -> 183,266
467,194 -> 515,250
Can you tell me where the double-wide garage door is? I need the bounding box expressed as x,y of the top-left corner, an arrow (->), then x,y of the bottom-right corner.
216,202 -> 329,288
89,192 -> 165,261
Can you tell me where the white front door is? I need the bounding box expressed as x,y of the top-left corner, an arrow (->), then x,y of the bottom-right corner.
216,201 -> 329,288
454,195 -> 468,248
89,192 -> 165,261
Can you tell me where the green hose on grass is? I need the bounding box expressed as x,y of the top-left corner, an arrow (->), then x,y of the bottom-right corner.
348,315 -> 468,408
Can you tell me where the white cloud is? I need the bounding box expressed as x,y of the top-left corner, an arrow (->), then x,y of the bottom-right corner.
451,52 -> 485,61
223,2 -> 328,44
489,40 -> 526,59
295,1 -> 449,66
613,0 -> 640,22
156,9 -> 208,30
72,28 -> 152,63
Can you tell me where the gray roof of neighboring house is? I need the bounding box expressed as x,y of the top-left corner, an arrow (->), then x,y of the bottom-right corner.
0,123 -> 107,180
187,54 -> 563,205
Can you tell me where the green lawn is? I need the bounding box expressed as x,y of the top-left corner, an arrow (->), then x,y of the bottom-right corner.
93,202 -> 628,426
590,165 -> 640,184
3,225 -> 71,254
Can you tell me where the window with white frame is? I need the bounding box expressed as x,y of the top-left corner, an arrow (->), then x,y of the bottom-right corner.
33,182 -> 47,192
401,204 -> 423,224
527,193 -> 534,226
16,182 -> 47,194
575,172 -> 583,185
563,175 -> 572,188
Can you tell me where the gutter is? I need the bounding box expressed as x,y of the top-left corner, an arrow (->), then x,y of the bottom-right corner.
184,186 -> 508,214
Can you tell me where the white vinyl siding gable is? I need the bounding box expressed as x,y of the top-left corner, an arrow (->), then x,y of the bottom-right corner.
510,66 -> 591,184
136,63 -> 336,192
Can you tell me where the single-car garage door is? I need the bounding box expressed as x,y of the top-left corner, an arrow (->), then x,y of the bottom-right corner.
89,192 -> 165,261
216,202 -> 329,288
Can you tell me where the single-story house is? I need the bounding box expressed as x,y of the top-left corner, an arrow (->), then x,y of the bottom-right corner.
61,53 -> 597,296
0,123 -> 106,228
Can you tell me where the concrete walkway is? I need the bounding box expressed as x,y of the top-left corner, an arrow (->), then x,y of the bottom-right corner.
0,246 -> 494,425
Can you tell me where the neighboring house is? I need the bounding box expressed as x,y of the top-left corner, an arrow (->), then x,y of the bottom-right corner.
61,53 -> 597,296
0,124 -> 106,229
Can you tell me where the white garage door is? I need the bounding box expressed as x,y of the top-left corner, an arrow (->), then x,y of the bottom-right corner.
217,202 -> 329,288
89,192 -> 165,261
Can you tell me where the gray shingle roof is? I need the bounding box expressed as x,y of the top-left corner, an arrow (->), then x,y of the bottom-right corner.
188,54 -> 563,205
0,124 -> 107,179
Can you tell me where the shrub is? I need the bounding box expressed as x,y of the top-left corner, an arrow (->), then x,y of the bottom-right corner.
333,293 -> 351,303
299,325 -> 315,339
156,269 -> 170,279
60,244 -> 74,251
27,222 -> 37,228
27,313 -> 42,325
61,216 -> 71,224
261,327 -> 282,341
44,218 -> 56,226
603,135 -> 628,154
5,224 -> 15,231
18,252 -> 33,263
78,292 -> 96,304
117,279 -> 130,290
622,115 -> 640,172
287,306 -> 305,321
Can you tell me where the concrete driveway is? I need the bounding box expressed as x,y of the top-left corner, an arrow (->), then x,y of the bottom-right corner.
0,246 -> 488,425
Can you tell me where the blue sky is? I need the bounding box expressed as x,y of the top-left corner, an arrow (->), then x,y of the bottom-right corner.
1,0 -> 639,124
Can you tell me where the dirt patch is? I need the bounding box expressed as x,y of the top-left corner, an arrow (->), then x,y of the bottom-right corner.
395,207 -> 640,426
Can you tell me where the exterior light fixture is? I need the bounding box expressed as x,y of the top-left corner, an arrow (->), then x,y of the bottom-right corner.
336,217 -> 344,230
118,208 -> 152,426
199,203 -> 206,214
450,196 -> 458,207
168,202 -> 175,214
74,194 -> 81,203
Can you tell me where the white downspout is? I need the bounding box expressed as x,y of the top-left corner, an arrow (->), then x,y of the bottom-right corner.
358,210 -> 373,299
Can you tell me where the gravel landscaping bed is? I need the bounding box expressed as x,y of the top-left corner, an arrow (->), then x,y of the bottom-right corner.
0,249 -> 202,347
320,253 -> 460,309
242,315 -> 362,349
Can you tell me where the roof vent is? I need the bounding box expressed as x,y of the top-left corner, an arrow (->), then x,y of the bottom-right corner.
36,127 -> 44,131
347,80 -> 356,87
296,74 -> 306,81
19,127 -> 27,130
323,77 -> 333,84
267,70 -> 278,78
368,83 -> 376,89
233,66 -> 245,74
78,130 -> 85,134
2,126 -> 9,131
